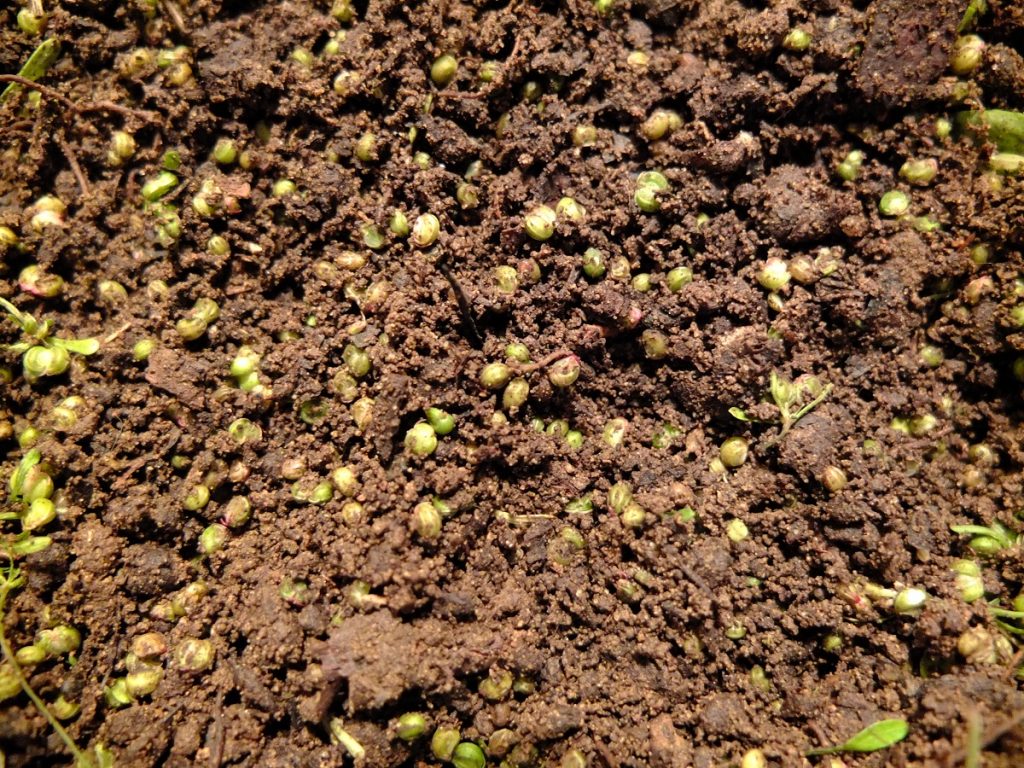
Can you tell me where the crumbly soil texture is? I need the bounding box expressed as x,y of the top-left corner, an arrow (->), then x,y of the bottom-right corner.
2,0 -> 1024,766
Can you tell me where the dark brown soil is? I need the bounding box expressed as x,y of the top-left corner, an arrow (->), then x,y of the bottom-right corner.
2,0 -> 1024,766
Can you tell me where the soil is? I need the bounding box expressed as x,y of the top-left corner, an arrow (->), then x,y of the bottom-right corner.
1,0 -> 1024,766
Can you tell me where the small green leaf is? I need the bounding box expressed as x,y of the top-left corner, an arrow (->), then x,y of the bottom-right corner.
951,524 -> 1013,549
49,337 -> 100,355
808,718 -> 909,756
728,407 -> 750,421
9,448 -> 42,500
1,38 -> 61,102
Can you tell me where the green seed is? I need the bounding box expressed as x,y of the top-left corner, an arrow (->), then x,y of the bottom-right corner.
582,247 -> 606,279
354,132 -> 378,162
23,345 -> 69,380
480,362 -> 512,390
432,727 -> 462,762
634,185 -> 660,212
719,437 -> 749,468
757,258 -> 790,291
228,418 -> 262,444
641,109 -> 673,141
36,625 -> 80,656
726,518 -> 749,542
621,502 -> 646,528
141,171 -> 179,202
343,344 -> 372,377
15,645 -> 47,666
556,196 -> 586,223
207,235 -> 230,255
835,149 -> 865,181
212,139 -> 238,165
272,179 -> 297,197
505,342 -> 530,363
502,377 -> 530,410
879,190 -> 910,217
405,421 -> 438,457
524,205 -> 557,241
478,669 -> 514,701
603,418 -> 628,447
18,264 -> 64,298
548,356 -> 581,388
665,266 -> 693,292
452,742 -> 486,768
899,158 -> 938,185
412,501 -> 443,540
631,273 -> 652,292
456,182 -> 480,209
411,213 -> 440,248
918,344 -> 944,367
478,60 -> 500,83
495,265 -> 519,293
222,496 -> 252,528
389,210 -> 410,237
431,54 -> 459,86
641,330 -> 668,360
175,638 -> 215,672
425,407 -> 456,435
893,587 -> 928,615
951,35 -> 984,76
16,8 -> 46,35
608,482 -> 632,514
572,124 -> 598,147
199,523 -> 228,555
396,712 -> 428,742
184,484 -> 210,510
782,28 -> 811,52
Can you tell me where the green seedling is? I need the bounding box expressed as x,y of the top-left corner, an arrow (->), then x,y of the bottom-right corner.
1,298 -> 99,382
950,521 -> 1020,556
807,718 -> 909,756
730,371 -> 832,441
958,0 -> 986,33
0,554 -> 110,766
955,109 -> 1024,154
1,38 -> 60,102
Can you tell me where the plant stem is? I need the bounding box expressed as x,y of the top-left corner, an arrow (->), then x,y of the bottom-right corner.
0,578 -> 90,767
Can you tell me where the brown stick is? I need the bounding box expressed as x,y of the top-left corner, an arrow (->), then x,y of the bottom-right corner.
0,74 -> 157,123
57,131 -> 90,197
510,348 -> 575,374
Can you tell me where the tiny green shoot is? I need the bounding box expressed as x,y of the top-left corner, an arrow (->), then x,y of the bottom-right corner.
807,718 -> 910,756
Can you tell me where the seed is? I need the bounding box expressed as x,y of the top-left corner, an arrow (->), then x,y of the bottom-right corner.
17,8 -> 46,35
272,179 -> 296,197
561,748 -> 588,768
621,502 -> 647,528
432,728 -> 462,762
918,344 -> 943,368
548,356 -> 581,388
15,645 -> 46,666
478,669 -> 513,701
478,60 -> 500,82
425,407 -> 456,435
396,712 -> 428,742
506,343 -> 531,363
411,213 -> 440,248
495,265 -> 519,294
405,421 -> 438,457
176,638 -> 215,672
351,397 -> 374,431
183,484 -> 210,511
480,362 -> 512,390
502,377 -> 530,410
725,518 -> 749,543
457,182 -> 480,209
222,496 -> 251,528
641,109 -> 673,141
608,482 -> 632,514
741,748 -> 768,768
582,247 -> 606,278
126,668 -> 163,697
951,35 -> 984,76
822,466 -> 848,492
343,344 -> 372,378
23,346 -> 69,380
893,587 -> 928,615
899,158 -> 938,185
389,210 -> 410,237
634,185 -> 660,213
354,132 -> 377,162
333,70 -> 360,96
757,257 -> 791,291
952,560 -> 984,603
835,149 -> 865,181
227,418 -> 262,444
556,196 -> 586,223
603,418 -> 628,447
431,54 -> 459,86
524,205 -> 557,241
641,330 -> 668,360
719,437 -> 749,468
572,124 -> 598,147
412,501 -> 443,540
782,28 -> 811,52
878,190 -> 910,217
452,742 -> 486,768
36,625 -> 81,656
666,266 -> 693,292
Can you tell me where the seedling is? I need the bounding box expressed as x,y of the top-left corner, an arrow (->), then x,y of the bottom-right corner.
950,521 -> 1020,556
729,371 -> 832,442
807,718 -> 909,756
1,298 -> 99,382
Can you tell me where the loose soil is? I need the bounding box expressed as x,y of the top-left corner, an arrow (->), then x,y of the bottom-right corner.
2,0 -> 1024,766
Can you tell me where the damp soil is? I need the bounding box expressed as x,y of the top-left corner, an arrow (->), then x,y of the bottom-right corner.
2,0 -> 1024,766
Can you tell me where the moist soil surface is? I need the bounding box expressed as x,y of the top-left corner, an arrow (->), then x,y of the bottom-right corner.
2,0 -> 1024,766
